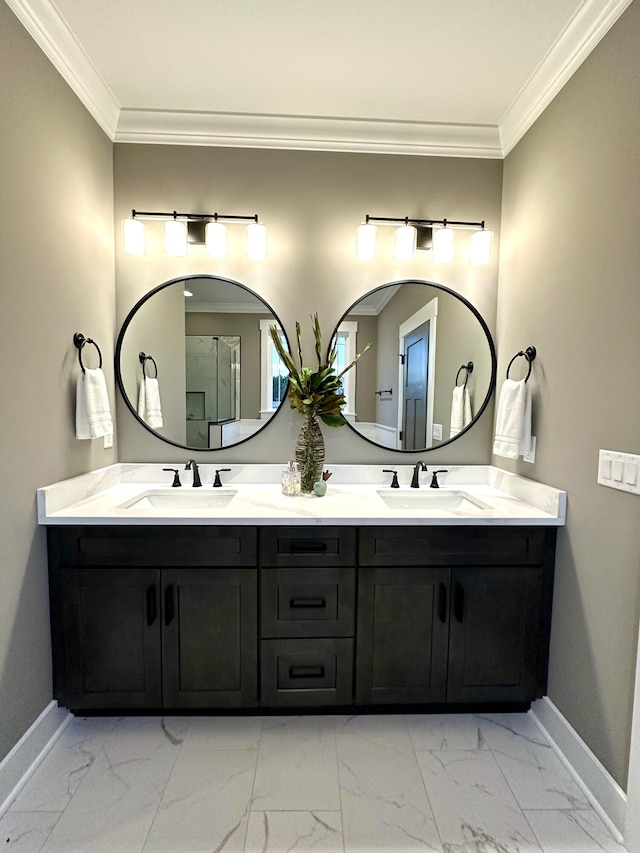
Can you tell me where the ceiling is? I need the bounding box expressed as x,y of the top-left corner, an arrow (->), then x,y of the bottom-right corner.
7,0 -> 632,157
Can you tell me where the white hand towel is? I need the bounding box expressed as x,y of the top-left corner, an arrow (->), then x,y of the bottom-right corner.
138,377 -> 163,429
449,385 -> 473,438
76,368 -> 113,439
492,378 -> 532,459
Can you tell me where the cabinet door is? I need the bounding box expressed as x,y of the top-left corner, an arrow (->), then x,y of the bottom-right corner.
356,567 -> 450,704
447,566 -> 544,703
60,568 -> 161,709
161,568 -> 257,708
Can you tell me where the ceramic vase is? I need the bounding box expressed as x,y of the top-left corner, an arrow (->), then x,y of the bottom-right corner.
295,411 -> 325,492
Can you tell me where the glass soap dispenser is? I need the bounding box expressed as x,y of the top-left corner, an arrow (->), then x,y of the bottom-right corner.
281,461 -> 301,496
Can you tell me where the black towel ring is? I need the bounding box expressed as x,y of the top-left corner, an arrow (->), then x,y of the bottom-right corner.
73,332 -> 102,373
139,352 -> 158,378
455,361 -> 474,388
506,346 -> 537,382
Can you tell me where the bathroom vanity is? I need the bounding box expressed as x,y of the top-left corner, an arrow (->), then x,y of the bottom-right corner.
39,464 -> 565,714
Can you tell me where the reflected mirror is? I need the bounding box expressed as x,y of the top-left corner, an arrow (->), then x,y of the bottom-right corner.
331,280 -> 496,451
115,275 -> 290,450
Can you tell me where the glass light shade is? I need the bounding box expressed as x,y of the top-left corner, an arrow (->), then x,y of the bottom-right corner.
470,229 -> 493,265
433,226 -> 455,263
394,224 -> 417,261
356,223 -> 377,260
122,217 -> 145,255
164,220 -> 188,257
246,222 -> 268,259
205,221 -> 228,258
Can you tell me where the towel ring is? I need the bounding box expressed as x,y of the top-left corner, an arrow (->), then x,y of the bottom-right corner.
73,332 -> 102,373
455,361 -> 474,387
506,346 -> 537,382
139,352 -> 158,379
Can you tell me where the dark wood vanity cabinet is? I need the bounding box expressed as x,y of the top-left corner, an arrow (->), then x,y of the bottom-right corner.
48,524 -> 556,712
48,527 -> 258,710
356,526 -> 556,705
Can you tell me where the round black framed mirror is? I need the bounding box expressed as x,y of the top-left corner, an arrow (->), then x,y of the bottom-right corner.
330,279 -> 496,452
115,274 -> 291,450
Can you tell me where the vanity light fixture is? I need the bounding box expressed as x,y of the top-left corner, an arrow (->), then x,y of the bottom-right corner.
356,215 -> 493,265
122,210 -> 268,259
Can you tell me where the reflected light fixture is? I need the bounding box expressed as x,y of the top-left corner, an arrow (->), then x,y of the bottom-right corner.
122,209 -> 267,259
355,214 -> 493,266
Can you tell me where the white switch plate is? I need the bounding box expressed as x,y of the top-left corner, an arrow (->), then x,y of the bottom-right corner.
523,435 -> 536,463
103,433 -> 113,449
598,449 -> 640,495
432,423 -> 443,440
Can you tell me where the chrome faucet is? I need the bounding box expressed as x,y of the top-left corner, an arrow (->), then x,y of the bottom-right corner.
184,459 -> 202,487
410,461 -> 428,488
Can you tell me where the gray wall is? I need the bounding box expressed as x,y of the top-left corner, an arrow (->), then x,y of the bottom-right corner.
113,145 -> 503,464
496,0 -> 640,787
0,4 -> 115,761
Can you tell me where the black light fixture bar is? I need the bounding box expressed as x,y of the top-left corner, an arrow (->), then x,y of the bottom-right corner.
130,209 -> 259,223
364,214 -> 486,229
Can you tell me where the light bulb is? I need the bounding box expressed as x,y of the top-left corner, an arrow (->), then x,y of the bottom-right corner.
164,219 -> 188,257
356,223 -> 377,260
470,229 -> 493,265
394,225 -> 417,261
205,221 -> 228,258
433,226 -> 455,263
246,222 -> 268,259
122,217 -> 145,255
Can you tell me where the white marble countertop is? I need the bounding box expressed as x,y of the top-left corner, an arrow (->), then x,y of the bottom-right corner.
37,464 -> 566,527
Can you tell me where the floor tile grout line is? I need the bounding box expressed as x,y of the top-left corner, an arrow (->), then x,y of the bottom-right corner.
406,715 -> 446,853
333,716 -> 347,853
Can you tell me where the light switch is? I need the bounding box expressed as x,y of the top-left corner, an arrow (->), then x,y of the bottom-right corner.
598,449 -> 640,495
601,458 -> 612,479
625,463 -> 638,485
613,460 -> 624,481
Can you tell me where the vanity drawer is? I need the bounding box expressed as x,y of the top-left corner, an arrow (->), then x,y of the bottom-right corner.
50,526 -> 257,567
260,527 -> 356,568
359,526 -> 552,567
261,567 -> 355,638
260,638 -> 353,707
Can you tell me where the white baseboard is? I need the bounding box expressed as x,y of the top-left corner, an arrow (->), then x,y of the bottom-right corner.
0,701 -> 71,818
530,697 -> 626,842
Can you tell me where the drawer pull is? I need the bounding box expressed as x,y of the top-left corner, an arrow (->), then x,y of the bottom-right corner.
289,665 -> 325,679
290,597 -> 327,609
146,585 -> 157,626
164,584 -> 175,626
289,541 -> 328,554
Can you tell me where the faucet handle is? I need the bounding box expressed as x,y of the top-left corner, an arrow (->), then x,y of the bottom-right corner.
383,469 -> 400,488
430,470 -> 449,489
213,468 -> 231,488
162,468 -> 182,488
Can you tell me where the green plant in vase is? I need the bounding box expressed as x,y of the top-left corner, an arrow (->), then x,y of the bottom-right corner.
269,314 -> 372,492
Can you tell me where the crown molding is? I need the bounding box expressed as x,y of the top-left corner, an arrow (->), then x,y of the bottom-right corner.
115,109 -> 502,158
7,0 -> 633,158
500,0 -> 634,156
5,0 -> 120,138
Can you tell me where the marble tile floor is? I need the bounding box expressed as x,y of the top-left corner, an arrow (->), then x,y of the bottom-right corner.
0,712 -> 628,853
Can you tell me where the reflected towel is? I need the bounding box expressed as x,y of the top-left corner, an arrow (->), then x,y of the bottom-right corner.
492,378 -> 531,459
138,377 -> 163,429
76,368 -> 113,439
449,385 -> 472,438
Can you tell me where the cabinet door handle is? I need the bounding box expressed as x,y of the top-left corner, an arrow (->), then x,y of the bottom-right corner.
454,582 -> 465,623
289,541 -> 328,554
438,583 -> 448,623
164,584 -> 175,626
290,597 -> 326,609
146,585 -> 157,626
289,665 -> 325,679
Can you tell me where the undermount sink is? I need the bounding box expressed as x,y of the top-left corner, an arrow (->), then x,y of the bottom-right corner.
376,489 -> 492,511
119,489 -> 238,510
